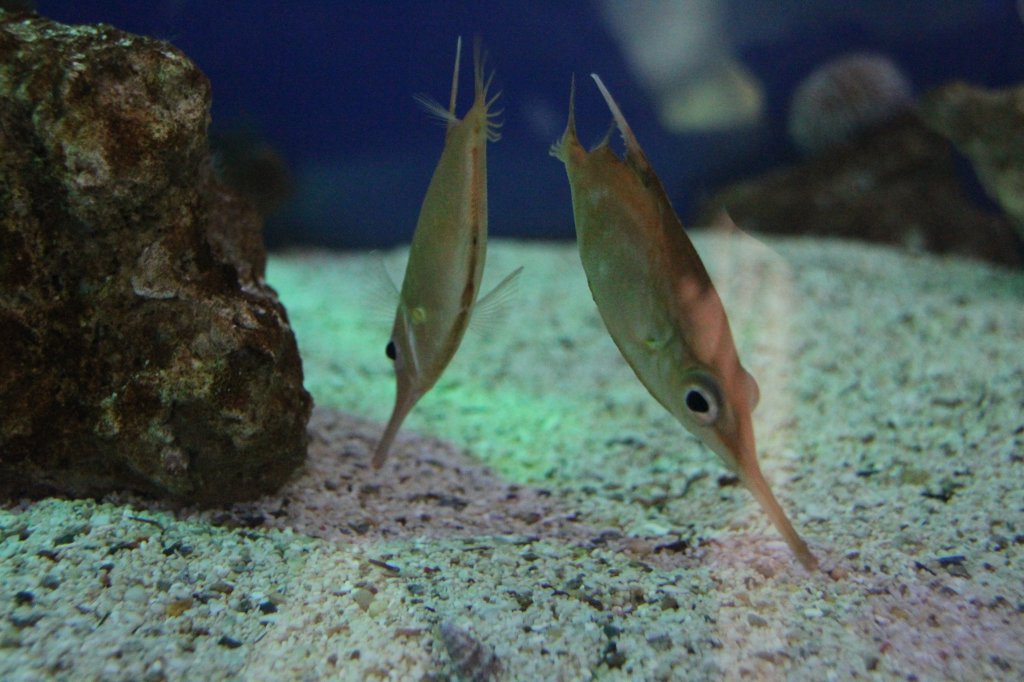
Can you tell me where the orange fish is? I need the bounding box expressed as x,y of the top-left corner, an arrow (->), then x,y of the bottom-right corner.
551,75 -> 817,570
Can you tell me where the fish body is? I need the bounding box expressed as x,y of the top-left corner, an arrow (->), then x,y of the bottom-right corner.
373,38 -> 502,468
551,75 -> 817,570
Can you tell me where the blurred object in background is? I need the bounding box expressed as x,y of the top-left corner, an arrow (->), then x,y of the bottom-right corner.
210,124 -> 293,218
698,111 -> 1024,267
30,0 -> 1024,249
598,0 -> 763,132
920,82 -> 1024,244
788,53 -> 914,157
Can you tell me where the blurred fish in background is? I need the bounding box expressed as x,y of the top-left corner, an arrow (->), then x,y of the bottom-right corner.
597,0 -> 764,133
598,0 -> 765,132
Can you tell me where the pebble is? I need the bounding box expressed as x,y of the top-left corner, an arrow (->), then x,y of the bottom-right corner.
351,588 -> 374,612
124,586 -> 149,603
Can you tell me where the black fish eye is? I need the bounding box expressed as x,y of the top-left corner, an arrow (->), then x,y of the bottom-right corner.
685,389 -> 710,413
385,340 -> 396,360
683,378 -> 720,425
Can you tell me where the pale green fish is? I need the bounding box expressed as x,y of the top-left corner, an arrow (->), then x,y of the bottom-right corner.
550,74 -> 817,570
374,38 -> 520,468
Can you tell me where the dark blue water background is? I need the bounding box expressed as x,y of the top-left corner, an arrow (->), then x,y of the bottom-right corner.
36,1 -> 1024,249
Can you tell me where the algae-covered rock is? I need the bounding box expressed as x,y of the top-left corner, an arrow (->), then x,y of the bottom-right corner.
0,11 -> 312,504
919,81 -> 1024,239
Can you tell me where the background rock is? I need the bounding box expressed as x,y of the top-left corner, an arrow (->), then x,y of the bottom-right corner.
697,115 -> 1023,267
788,52 -> 914,157
0,12 -> 312,505
919,81 -> 1024,241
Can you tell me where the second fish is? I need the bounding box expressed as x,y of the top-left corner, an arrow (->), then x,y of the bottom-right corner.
374,38 -> 519,468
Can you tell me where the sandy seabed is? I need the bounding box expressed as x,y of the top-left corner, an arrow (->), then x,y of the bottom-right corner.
2,235 -> 1022,681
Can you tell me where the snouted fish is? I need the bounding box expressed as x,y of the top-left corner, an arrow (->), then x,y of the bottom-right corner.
374,38 -> 520,468
550,74 -> 818,570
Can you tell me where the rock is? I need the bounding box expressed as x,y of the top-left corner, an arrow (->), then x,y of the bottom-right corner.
210,127 -> 293,218
788,52 -> 914,157
697,114 -> 1023,267
919,81 -> 1024,240
0,11 -> 312,505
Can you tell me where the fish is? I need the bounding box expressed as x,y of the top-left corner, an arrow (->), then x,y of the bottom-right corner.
550,74 -> 818,570
373,38 -> 520,468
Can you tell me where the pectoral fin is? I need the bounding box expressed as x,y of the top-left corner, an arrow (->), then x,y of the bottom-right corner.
363,251 -> 402,323
469,265 -> 524,332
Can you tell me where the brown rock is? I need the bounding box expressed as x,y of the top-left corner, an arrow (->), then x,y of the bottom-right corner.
697,114 -> 1023,267
919,81 -> 1024,240
0,12 -> 312,504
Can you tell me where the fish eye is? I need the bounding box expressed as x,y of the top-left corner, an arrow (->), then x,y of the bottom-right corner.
683,381 -> 720,425
385,340 -> 396,361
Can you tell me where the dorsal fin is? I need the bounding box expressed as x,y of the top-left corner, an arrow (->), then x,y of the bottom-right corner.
472,37 -> 503,142
548,75 -> 578,161
447,36 -> 462,134
591,74 -> 653,174
413,37 -> 463,130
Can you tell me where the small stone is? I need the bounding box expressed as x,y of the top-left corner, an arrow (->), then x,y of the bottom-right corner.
944,564 -> 972,579
165,597 -> 193,617
10,613 -> 43,628
351,588 -> 374,612
124,586 -> 148,603
217,636 -> 242,649
646,633 -> 673,651
209,580 -> 234,594
602,641 -> 627,669
440,622 -> 501,681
